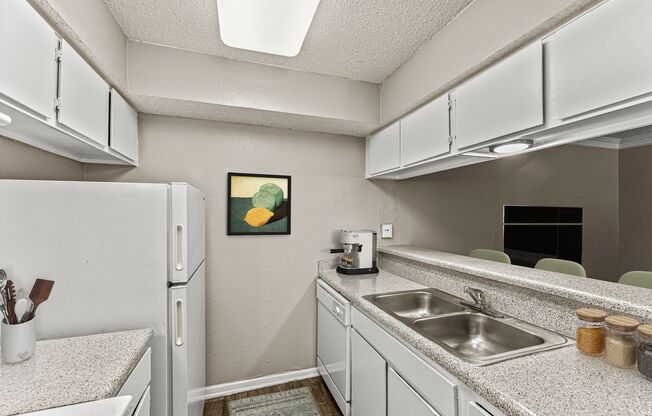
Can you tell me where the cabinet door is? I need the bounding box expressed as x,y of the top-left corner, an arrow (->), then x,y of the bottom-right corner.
388,368 -> 440,416
401,94 -> 450,167
454,41 -> 543,150
548,0 -> 652,120
468,402 -> 495,416
0,0 -> 57,119
367,121 -> 400,175
58,40 -> 110,146
110,89 -> 139,161
351,329 -> 386,416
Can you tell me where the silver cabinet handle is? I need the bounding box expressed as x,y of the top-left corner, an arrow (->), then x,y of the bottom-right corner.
175,224 -> 184,271
175,299 -> 184,346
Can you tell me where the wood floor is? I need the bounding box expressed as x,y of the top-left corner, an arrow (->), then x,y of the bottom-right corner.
203,377 -> 342,416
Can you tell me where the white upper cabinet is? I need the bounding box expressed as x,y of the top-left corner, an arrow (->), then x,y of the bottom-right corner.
0,0 -> 57,119
388,368 -> 440,416
454,41 -> 543,150
547,0 -> 652,120
366,121 -> 400,176
400,94 -> 450,167
58,40 -> 110,146
110,89 -> 139,161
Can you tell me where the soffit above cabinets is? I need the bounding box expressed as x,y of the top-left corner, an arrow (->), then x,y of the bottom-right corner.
103,0 -> 472,83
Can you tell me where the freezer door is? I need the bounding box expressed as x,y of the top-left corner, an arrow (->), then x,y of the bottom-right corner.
170,183 -> 206,284
170,262 -> 206,416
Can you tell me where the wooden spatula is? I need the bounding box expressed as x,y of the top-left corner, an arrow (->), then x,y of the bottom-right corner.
26,278 -> 54,321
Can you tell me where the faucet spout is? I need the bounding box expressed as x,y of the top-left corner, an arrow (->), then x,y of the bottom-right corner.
461,286 -> 504,318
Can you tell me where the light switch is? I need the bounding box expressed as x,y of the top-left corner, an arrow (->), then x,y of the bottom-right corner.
381,224 -> 393,239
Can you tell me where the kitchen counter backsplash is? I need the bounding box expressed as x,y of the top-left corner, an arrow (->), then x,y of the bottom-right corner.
372,246 -> 651,339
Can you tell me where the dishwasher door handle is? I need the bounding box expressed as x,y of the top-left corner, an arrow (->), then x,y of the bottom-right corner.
332,300 -> 346,323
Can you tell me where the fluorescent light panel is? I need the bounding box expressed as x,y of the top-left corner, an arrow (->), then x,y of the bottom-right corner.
216,0 -> 320,57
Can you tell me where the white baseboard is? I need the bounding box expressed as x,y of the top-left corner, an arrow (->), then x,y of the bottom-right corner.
198,367 -> 320,401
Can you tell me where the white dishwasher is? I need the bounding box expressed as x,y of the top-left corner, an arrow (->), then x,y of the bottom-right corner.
317,279 -> 351,416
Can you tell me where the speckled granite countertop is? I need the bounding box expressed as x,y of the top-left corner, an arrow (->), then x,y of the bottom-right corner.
0,329 -> 152,416
319,264 -> 652,416
379,246 -> 652,320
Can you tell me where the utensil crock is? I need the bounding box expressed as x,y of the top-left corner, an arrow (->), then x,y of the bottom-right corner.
1,317 -> 36,363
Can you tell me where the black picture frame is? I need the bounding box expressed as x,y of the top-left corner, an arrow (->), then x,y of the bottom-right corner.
227,172 -> 292,235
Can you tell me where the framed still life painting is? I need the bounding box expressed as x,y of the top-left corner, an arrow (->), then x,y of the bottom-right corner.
227,173 -> 291,235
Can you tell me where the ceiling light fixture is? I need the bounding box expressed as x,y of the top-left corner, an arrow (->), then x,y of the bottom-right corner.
216,0 -> 320,57
0,112 -> 12,127
489,139 -> 534,155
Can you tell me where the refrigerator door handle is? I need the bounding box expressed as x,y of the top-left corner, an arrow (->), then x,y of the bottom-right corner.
175,224 -> 184,271
175,299 -> 185,346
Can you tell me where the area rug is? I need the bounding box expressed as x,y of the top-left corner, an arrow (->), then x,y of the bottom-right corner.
227,387 -> 321,416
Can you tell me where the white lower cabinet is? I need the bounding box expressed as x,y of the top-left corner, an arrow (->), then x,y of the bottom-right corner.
118,347 -> 152,416
467,402 -> 494,416
388,368 -> 440,416
351,329 -> 386,416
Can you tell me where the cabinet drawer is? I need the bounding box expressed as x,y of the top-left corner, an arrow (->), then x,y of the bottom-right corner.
388,368 -> 440,416
118,348 -> 151,416
352,308 -> 457,416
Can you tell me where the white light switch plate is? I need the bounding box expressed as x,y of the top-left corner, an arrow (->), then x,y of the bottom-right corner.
381,224 -> 393,239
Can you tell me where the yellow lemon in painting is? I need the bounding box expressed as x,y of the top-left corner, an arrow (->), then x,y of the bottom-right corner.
244,207 -> 274,227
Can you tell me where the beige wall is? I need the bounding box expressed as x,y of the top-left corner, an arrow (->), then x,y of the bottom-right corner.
619,144 -> 652,276
0,135 -> 84,180
84,114 -> 393,384
383,144 -> 621,281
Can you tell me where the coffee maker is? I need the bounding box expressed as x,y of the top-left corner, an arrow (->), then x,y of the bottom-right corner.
330,230 -> 379,275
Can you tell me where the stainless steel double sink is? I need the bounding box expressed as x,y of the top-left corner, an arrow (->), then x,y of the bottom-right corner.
363,288 -> 567,366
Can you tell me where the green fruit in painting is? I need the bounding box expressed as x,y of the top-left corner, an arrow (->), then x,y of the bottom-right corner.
252,190 -> 276,211
260,183 -> 284,207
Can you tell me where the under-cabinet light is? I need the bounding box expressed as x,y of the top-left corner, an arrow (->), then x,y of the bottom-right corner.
490,139 -> 534,155
0,112 -> 12,127
216,0 -> 320,57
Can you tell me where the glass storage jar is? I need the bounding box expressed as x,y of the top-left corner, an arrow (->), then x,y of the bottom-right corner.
576,308 -> 607,356
604,316 -> 640,368
637,324 -> 652,380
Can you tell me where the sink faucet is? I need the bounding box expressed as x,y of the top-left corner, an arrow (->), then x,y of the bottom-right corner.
461,286 -> 504,318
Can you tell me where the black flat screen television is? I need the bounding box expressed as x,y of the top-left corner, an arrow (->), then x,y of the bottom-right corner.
503,206 -> 582,268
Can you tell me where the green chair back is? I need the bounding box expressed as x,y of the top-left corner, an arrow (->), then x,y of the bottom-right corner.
619,271 -> 652,289
469,249 -> 511,264
535,258 -> 586,277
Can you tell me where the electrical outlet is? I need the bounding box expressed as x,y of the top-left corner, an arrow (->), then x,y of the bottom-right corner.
381,224 -> 393,239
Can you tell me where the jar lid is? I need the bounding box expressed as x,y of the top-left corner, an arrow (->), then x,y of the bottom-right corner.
605,315 -> 640,331
576,308 -> 607,322
638,324 -> 652,338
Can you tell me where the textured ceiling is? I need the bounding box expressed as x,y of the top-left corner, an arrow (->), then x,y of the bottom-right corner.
104,0 -> 473,83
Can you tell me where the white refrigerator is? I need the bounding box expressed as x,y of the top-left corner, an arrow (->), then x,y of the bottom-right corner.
0,180 -> 206,416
